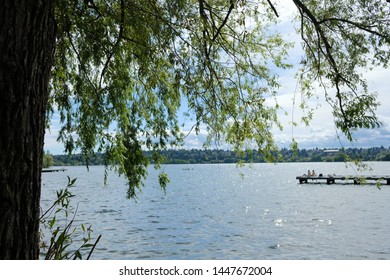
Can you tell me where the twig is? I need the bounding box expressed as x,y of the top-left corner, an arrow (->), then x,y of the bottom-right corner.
87,234 -> 102,260
266,0 -> 279,17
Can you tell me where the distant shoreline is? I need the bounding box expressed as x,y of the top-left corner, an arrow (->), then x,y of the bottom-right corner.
47,147 -> 390,166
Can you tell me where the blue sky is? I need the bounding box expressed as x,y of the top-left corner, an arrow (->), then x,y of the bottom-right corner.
44,2 -> 390,154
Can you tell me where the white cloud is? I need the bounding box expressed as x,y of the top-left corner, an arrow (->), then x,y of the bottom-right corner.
44,112 -> 66,154
44,128 -> 67,155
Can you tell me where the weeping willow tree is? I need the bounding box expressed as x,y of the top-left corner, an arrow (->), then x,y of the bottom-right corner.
51,0 -> 293,197
0,0 -> 389,259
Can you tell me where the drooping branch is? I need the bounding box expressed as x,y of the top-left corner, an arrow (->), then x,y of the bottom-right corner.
211,1 -> 234,42
66,31 -> 97,93
317,17 -> 389,39
266,0 -> 279,17
99,0 -> 125,88
199,0 -> 210,59
292,0 -> 350,130
292,0 -> 387,140
199,0 -> 237,58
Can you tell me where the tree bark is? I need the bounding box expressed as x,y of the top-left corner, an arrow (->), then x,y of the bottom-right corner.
0,0 -> 56,259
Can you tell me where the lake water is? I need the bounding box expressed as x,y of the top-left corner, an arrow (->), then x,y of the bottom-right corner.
40,162 -> 390,260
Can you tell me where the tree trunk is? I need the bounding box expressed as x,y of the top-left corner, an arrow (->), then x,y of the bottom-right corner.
0,0 -> 56,259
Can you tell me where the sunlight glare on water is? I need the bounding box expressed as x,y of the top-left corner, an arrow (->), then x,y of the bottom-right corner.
41,162 -> 390,259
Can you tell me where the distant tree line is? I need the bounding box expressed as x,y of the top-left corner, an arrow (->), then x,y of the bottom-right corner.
47,146 -> 390,167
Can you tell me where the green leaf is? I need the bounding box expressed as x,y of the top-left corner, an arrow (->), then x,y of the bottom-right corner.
158,172 -> 170,193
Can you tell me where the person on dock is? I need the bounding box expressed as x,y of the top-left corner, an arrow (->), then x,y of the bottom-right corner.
312,170 -> 316,176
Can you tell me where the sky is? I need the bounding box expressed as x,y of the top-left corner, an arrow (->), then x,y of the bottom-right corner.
44,2 -> 390,155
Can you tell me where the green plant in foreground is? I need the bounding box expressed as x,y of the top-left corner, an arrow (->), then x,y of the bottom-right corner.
39,176 -> 101,259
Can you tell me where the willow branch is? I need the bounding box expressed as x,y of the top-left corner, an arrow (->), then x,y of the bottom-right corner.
266,0 -> 279,17
99,0 -> 125,88
293,0 -> 349,127
212,1 -> 234,42
318,17 -> 389,39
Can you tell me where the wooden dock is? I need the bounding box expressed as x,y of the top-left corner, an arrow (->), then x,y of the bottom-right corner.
296,175 -> 390,185
42,168 -> 67,173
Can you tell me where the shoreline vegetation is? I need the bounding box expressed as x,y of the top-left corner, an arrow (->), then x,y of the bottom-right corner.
44,146 -> 390,167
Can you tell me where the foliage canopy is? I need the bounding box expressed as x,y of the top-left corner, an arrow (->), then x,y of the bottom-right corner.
50,0 -> 390,197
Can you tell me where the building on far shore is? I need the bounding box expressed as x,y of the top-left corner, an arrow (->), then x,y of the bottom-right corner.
323,149 -> 339,155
